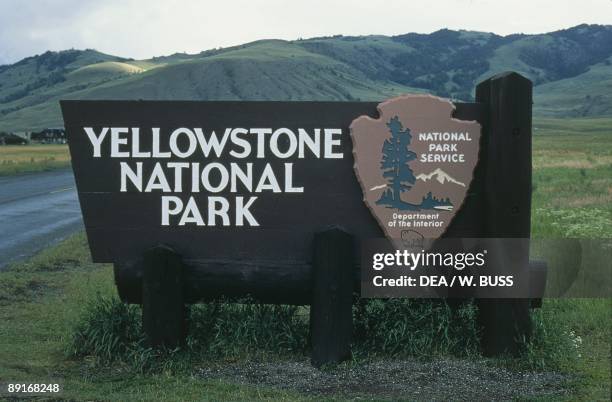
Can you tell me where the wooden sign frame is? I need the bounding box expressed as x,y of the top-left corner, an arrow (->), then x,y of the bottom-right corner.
61,72 -> 537,365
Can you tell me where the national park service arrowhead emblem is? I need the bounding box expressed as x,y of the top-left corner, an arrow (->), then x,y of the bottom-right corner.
350,95 -> 481,243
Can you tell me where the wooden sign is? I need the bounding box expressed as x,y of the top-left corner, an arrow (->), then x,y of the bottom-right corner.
61,100 -> 482,265
61,72 -> 537,363
351,95 -> 480,243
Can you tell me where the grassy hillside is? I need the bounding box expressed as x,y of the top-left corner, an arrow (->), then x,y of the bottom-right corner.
0,49 -> 152,131
0,42 -> 420,132
74,41 -> 419,101
533,56 -> 612,117
299,25 -> 612,101
0,25 -> 611,132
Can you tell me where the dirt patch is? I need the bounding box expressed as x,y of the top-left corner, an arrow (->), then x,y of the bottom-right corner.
196,358 -> 569,400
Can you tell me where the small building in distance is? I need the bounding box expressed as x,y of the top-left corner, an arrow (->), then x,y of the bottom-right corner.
31,128 -> 66,144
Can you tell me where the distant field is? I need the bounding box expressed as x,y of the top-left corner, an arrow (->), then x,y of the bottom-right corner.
0,144 -> 70,175
531,117 -> 612,238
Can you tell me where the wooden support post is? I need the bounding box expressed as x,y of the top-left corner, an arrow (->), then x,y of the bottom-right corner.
310,227 -> 354,367
142,245 -> 187,348
475,72 -> 533,356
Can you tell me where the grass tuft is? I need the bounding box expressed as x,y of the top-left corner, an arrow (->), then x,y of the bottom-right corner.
187,301 -> 309,357
68,293 -> 143,363
67,296 -> 485,373
352,299 -> 480,358
67,296 -> 310,372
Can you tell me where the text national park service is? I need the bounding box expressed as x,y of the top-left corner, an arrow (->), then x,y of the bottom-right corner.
82,126 -> 345,226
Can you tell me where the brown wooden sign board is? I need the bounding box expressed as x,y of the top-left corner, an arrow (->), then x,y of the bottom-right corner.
61,100 -> 483,266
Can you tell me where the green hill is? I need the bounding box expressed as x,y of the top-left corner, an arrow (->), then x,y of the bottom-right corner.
0,24 -> 611,132
533,56 -> 612,117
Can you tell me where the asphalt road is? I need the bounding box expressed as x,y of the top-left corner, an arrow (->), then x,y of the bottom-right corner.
0,168 -> 83,269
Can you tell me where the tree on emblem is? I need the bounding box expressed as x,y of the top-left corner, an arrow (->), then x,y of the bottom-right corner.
376,116 -> 453,211
376,116 -> 420,210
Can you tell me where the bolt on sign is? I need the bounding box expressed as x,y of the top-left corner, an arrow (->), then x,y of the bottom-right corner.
61,99 -> 481,265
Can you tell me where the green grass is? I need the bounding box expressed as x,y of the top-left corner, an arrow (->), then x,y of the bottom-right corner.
3,233 -> 605,401
0,234 -> 481,400
531,117 -> 612,238
65,295 -> 480,376
0,234 -> 310,401
543,299 -> 611,400
0,144 -> 70,175
528,117 -> 611,399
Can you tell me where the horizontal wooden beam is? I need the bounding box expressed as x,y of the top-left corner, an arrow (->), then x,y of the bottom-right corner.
115,258 -> 545,306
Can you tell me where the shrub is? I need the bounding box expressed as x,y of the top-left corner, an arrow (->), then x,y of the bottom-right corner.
352,299 -> 479,358
186,301 -> 309,357
68,294 -> 579,374
68,294 -> 483,372
68,293 -> 142,363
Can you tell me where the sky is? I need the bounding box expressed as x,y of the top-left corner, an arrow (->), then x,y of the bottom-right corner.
0,0 -> 611,65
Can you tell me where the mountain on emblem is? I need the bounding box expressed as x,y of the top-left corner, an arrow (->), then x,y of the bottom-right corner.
416,168 -> 466,187
350,94 -> 481,241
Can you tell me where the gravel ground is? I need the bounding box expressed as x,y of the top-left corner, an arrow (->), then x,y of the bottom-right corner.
196,358 -> 569,400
